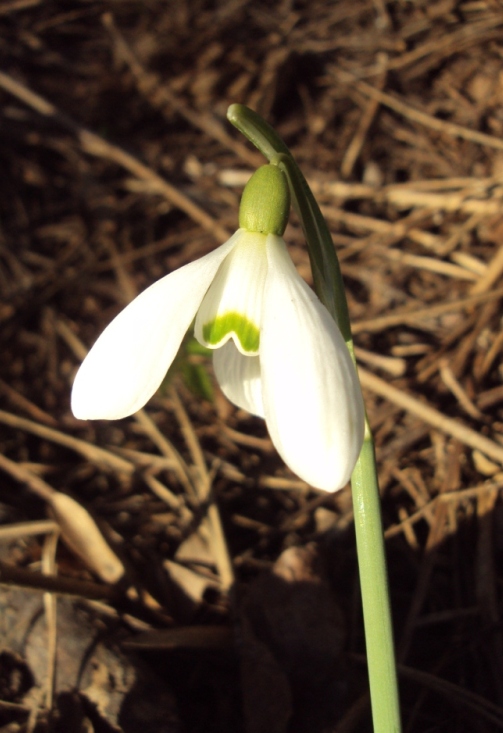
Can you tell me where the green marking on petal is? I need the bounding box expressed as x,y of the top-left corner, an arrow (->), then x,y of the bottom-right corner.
202,311 -> 260,353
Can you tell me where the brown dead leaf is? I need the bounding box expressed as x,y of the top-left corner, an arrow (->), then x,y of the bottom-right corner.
0,586 -> 180,733
238,544 -> 346,733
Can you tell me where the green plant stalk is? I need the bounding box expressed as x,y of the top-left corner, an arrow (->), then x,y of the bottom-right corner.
352,428 -> 401,732
228,104 -> 401,733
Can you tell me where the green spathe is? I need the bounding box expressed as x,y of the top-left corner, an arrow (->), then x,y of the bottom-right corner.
202,311 -> 260,353
239,165 -> 290,236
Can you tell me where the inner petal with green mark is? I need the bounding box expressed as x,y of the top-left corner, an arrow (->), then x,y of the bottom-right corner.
202,312 -> 260,353
195,230 -> 268,355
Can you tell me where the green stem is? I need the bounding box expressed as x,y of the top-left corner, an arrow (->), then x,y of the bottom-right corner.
273,153 -> 351,342
228,103 -> 402,733
352,429 -> 401,732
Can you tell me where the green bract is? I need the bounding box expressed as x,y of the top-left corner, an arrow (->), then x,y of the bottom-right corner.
239,165 -> 290,236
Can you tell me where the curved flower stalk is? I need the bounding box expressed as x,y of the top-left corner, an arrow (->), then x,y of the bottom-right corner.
72,165 -> 365,492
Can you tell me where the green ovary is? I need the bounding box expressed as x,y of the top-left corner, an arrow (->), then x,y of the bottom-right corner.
202,311 -> 260,353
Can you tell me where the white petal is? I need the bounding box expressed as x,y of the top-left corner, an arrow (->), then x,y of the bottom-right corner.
195,230 -> 268,355
260,235 -> 365,492
213,341 -> 264,418
71,233 -> 240,420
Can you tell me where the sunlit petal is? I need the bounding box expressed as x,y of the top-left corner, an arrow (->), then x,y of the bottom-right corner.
195,230 -> 268,355
260,235 -> 365,491
72,234 -> 240,420
213,341 -> 264,418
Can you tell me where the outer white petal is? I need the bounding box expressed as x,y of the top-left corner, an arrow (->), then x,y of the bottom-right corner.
71,233 -> 240,420
260,235 -> 365,492
213,341 -> 264,418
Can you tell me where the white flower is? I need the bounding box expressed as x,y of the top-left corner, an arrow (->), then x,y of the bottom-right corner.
71,166 -> 365,491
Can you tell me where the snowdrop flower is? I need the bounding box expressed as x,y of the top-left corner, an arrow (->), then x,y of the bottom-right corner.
72,165 -> 365,491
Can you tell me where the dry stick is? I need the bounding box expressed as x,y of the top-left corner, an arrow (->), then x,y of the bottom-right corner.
0,454 -> 125,583
102,12 -> 260,169
385,476 -> 503,540
0,520 -> 59,540
384,189 -> 503,216
222,425 -> 274,453
450,298 -> 499,378
390,467 -> 436,529
439,360 -> 483,420
322,204 -> 419,235
0,70 -> 230,244
324,205 -> 480,277
0,408 -> 133,475
319,174 -> 498,194
352,285 -> 503,334
341,54 -> 387,178
141,474 -> 185,513
442,214 -> 487,258
358,367 -> 503,466
384,176 -> 494,191
168,390 -> 208,486
324,206 -> 444,258
397,502 -> 448,662
41,531 -> 59,710
318,179 -> 503,216
479,328 -> 503,381
380,248 -> 478,281
103,238 -> 137,303
0,559 -> 117,600
326,209 -> 447,263
354,345 -> 406,377
0,0 -> 42,13
168,389 -> 234,590
134,409 -> 196,500
478,384 -> 503,412
0,378 -> 59,426
321,178 -> 432,197
93,227 -> 202,273
414,310 -> 479,384
53,319 -> 87,361
0,452 -> 55,502
223,169 -> 495,202
451,251 -> 487,277
332,66 -> 503,152
111,446 -> 180,471
385,16 -> 503,72
470,244 -> 503,296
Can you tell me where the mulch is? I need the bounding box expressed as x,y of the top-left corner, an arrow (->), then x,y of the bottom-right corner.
1,1 -> 503,731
